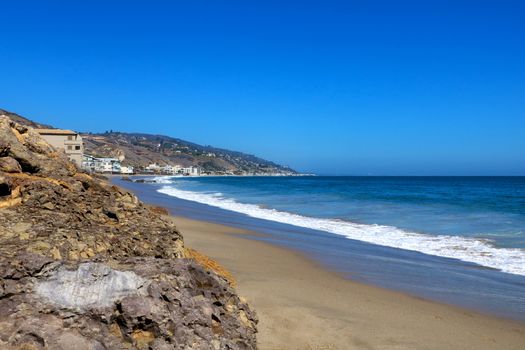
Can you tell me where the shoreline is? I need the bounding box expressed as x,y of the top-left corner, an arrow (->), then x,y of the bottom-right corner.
172,215 -> 525,350
111,176 -> 525,323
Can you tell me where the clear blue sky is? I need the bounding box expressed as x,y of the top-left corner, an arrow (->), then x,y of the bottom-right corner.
1,1 -> 524,175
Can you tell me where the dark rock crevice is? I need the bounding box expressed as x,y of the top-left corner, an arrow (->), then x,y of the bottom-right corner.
14,157 -> 40,173
0,182 -> 10,197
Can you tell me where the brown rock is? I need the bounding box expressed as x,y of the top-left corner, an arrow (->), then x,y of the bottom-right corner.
0,115 -> 258,349
0,116 -> 73,176
0,142 -> 9,156
0,257 -> 257,349
0,157 -> 22,173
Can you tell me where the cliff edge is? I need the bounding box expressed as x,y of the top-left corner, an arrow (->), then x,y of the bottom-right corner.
0,115 -> 257,349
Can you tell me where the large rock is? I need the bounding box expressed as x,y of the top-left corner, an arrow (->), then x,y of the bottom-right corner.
0,114 -> 258,349
0,156 -> 22,173
36,263 -> 148,310
0,116 -> 74,176
0,255 -> 257,350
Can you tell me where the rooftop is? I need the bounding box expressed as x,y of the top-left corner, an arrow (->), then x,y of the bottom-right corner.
36,128 -> 78,135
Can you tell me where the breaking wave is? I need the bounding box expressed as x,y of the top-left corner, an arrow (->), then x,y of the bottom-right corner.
158,186 -> 525,276
148,176 -> 177,184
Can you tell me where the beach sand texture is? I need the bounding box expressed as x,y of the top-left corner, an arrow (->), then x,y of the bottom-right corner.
174,216 -> 525,350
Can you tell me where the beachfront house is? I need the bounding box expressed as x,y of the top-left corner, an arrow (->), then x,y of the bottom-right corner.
81,154 -> 97,172
145,163 -> 161,173
36,129 -> 84,167
182,166 -> 200,176
162,164 -> 183,175
95,158 -> 121,173
81,155 -> 124,174
120,165 -> 134,174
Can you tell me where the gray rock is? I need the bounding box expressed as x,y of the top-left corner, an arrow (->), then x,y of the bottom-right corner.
0,256 -> 257,349
36,263 -> 149,310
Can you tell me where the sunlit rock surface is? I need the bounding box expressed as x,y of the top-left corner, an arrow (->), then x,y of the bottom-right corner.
0,114 -> 257,349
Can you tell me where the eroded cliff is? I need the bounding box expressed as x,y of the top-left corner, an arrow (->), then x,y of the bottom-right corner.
0,115 -> 257,349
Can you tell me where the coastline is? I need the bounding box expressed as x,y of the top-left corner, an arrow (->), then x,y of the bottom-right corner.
174,215 -> 525,350
113,176 -> 525,322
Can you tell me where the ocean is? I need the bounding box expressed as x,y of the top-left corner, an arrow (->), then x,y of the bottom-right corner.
113,176 -> 525,321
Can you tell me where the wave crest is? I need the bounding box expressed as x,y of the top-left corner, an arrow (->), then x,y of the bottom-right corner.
158,185 -> 525,276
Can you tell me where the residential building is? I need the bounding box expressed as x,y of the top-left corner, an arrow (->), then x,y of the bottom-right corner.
145,163 -> 161,173
181,166 -> 200,176
95,158 -> 121,173
120,166 -> 134,174
81,155 -> 122,174
81,154 -> 97,172
36,129 -> 84,167
162,164 -> 182,175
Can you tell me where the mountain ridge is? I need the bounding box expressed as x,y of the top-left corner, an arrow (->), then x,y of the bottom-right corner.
0,108 -> 296,174
83,130 -> 296,174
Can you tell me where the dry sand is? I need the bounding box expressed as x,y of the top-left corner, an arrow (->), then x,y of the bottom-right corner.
174,216 -> 525,350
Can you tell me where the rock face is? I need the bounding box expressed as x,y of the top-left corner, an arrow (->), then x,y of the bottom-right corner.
0,114 -> 257,349
0,255 -> 257,350
35,263 -> 148,310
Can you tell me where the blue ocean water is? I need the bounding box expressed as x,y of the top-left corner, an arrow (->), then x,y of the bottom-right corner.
113,176 -> 525,320
155,176 -> 525,275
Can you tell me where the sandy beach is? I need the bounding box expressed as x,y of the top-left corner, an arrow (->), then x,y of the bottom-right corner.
173,215 -> 525,350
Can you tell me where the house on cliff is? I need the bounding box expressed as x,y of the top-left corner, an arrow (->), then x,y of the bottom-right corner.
36,129 -> 84,167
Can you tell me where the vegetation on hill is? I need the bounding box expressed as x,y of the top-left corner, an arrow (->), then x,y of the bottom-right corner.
1,107 -> 296,174
83,131 -> 296,174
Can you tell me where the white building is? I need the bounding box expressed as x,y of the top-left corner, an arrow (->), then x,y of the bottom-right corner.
81,155 -> 97,172
120,166 -> 134,174
95,158 -> 121,173
162,164 -> 182,175
81,155 -> 124,174
145,163 -> 161,173
181,166 -> 200,176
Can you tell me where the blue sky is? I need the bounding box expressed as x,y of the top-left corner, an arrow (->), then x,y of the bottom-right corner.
1,1 -> 524,175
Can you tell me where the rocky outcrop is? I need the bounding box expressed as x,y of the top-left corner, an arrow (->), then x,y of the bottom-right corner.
0,255 -> 256,350
0,115 -> 257,349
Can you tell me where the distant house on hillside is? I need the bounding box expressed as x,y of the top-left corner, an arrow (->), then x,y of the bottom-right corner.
36,129 -> 84,167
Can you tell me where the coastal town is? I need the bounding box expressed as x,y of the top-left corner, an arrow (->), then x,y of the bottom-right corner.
35,127 -> 298,176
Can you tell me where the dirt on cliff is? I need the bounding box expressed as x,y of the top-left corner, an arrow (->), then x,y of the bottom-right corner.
0,115 -> 257,349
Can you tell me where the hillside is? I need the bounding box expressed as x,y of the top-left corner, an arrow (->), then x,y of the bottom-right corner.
1,108 -> 296,175
0,108 -> 52,129
83,131 -> 296,174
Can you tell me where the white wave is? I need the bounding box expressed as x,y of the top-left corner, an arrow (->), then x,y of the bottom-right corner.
149,176 -> 176,184
158,186 -> 525,276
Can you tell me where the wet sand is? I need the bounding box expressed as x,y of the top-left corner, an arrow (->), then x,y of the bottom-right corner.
173,215 -> 525,350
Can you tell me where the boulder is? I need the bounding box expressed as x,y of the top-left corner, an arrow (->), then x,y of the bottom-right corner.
0,256 -> 257,350
0,156 -> 22,173
0,116 -> 73,176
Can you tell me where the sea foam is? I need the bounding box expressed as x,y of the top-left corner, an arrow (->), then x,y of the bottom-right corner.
158,185 -> 525,276
150,176 -> 177,184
